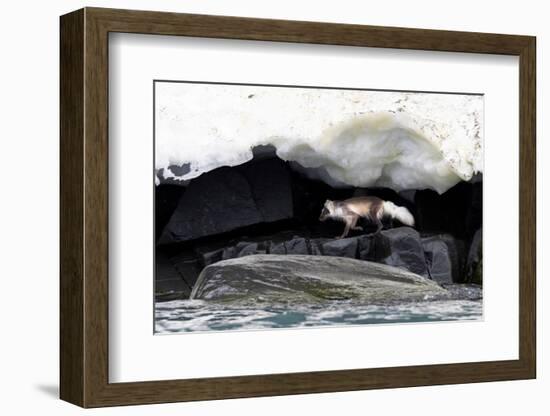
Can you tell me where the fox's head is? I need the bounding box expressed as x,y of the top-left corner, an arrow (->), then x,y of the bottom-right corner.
319,200 -> 335,221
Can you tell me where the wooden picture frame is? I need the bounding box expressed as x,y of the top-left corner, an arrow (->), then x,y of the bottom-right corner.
60,7 -> 536,408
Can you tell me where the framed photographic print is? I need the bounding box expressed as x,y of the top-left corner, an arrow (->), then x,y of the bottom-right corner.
60,7 -> 536,408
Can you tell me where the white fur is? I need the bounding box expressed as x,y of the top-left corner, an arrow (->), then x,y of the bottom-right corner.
325,202 -> 345,222
333,206 -> 346,219
382,201 -> 415,226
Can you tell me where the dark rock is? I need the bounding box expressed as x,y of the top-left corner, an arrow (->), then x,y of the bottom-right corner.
399,190 -> 417,203
155,251 -> 192,299
465,181 -> 483,239
159,158 -> 295,244
422,238 -> 452,284
236,242 -> 259,257
199,242 -> 264,263
167,163 -> 191,177
466,229 -> 482,284
155,185 -> 185,241
322,237 -> 358,258
156,163 -> 192,186
155,169 -> 192,187
168,250 -> 202,292
191,254 -> 447,303
155,251 -> 183,281
380,227 -> 428,277
357,234 -> 375,260
309,238 -> 330,255
195,247 -> 225,267
422,234 -> 465,283
238,158 -> 293,223
159,167 -> 262,244
284,237 -> 309,254
269,241 -> 287,255
255,240 -> 269,253
443,235 -> 466,281
222,246 -> 239,260
357,233 -> 391,262
251,144 -> 277,158
415,179 -> 482,241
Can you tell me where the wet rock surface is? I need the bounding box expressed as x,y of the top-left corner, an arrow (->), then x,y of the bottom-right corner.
441,283 -> 482,301
191,254 -> 448,303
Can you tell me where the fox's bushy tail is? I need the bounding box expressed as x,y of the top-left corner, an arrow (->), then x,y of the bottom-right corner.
382,201 -> 415,227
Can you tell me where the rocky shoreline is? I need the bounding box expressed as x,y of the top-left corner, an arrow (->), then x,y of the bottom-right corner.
156,225 -> 482,302
155,155 -> 482,302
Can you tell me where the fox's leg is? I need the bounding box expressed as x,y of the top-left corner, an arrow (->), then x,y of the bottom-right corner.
372,216 -> 384,234
350,215 -> 362,231
338,216 -> 354,239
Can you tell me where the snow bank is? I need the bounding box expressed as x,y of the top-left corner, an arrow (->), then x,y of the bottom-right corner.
155,82 -> 483,193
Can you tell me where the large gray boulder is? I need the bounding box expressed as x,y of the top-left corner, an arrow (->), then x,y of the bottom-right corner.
191,254 -> 447,303
380,227 -> 429,277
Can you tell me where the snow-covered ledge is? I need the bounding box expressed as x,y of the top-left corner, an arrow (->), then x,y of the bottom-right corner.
155,82 -> 483,193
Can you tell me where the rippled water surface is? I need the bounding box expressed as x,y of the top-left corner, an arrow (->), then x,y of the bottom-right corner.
155,298 -> 482,334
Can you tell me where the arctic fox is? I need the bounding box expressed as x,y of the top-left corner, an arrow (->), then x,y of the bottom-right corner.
319,196 -> 415,239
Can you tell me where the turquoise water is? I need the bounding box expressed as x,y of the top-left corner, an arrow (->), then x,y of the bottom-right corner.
155,297 -> 482,334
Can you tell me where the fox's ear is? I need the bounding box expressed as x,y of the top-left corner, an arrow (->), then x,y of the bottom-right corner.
324,199 -> 332,207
